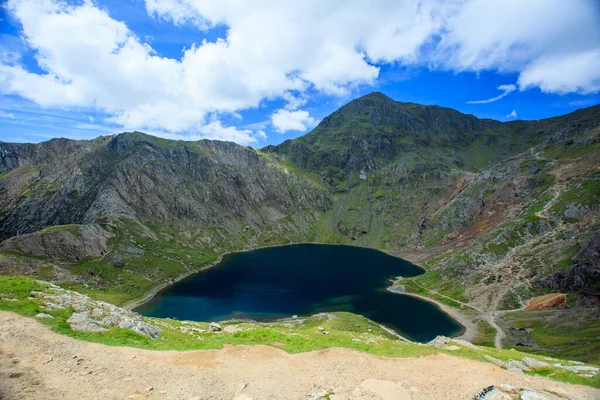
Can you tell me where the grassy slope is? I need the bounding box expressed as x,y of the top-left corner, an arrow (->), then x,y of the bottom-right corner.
1,275 -> 597,388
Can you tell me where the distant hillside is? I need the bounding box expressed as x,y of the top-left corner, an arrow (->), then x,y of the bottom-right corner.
1,93 -> 599,361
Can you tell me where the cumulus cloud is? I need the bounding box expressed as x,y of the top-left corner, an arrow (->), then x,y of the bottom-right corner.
271,109 -> 317,133
506,109 -> 517,119
468,84 -> 516,104
0,0 -> 599,143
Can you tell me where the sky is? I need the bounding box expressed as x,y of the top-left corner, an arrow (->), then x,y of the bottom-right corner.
1,0 -> 599,147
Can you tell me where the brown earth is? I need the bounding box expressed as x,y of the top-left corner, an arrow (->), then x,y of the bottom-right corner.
1,312 -> 598,400
525,294 -> 568,311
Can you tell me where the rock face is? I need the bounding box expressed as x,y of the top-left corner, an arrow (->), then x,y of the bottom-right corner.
524,293 -> 567,311
0,132 -> 330,242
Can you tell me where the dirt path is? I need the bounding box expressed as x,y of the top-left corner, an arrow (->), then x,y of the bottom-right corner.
1,312 -> 597,400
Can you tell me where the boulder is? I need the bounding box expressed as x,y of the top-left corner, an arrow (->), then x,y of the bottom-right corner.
67,313 -> 109,333
209,322 -> 222,332
521,357 -> 549,369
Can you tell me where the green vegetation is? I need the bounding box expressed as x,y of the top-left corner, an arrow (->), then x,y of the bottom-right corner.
0,275 -> 597,388
550,178 -> 600,216
472,320 -> 496,347
503,309 -> 600,365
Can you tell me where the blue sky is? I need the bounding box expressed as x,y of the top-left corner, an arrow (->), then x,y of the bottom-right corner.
1,0 -> 599,146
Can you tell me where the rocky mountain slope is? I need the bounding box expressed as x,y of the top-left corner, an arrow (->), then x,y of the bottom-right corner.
1,92 -> 598,362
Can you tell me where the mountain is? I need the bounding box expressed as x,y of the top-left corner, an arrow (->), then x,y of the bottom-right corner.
1,93 -> 599,362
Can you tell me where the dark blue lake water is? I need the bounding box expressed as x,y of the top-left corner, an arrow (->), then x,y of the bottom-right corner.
137,244 -> 463,342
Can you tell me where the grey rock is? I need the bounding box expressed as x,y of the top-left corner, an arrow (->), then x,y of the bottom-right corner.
521,357 -> 549,369
35,313 -> 54,319
482,355 -> 506,368
67,313 -> 108,333
209,322 -> 222,332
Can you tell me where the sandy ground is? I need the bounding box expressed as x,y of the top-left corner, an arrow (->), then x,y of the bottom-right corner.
1,312 -> 598,400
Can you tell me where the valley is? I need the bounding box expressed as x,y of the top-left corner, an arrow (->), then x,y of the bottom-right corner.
1,92 -> 598,369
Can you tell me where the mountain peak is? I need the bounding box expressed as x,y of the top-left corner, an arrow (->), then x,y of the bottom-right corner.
356,91 -> 394,102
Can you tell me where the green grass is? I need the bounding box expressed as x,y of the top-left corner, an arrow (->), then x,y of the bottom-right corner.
550,179 -> 600,216
503,309 -> 600,365
0,275 -> 598,388
472,320 -> 495,347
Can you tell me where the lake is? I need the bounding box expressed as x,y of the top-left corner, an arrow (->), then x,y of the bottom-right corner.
137,244 -> 463,342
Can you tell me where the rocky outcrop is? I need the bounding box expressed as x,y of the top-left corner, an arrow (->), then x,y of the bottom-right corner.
30,285 -> 161,338
534,231 -> 600,297
0,224 -> 113,260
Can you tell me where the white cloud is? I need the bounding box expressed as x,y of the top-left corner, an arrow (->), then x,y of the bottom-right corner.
0,0 -> 599,144
0,110 -> 15,118
282,92 -> 307,111
271,109 -> 317,133
468,84 -> 516,104
506,109 -> 517,119
518,49 -> 600,94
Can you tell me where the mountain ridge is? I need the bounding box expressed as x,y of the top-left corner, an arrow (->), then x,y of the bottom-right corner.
1,92 -> 599,362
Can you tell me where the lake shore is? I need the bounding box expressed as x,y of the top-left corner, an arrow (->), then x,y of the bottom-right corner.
386,285 -> 478,342
125,242 -> 471,343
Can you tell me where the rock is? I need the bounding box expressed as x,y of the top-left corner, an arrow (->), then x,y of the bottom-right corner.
90,308 -> 105,318
427,335 -> 451,348
473,384 -> 520,400
366,338 -> 378,345
223,325 -> 240,334
508,328 -> 536,347
318,326 -> 325,331
482,355 -> 506,368
352,338 -> 361,343
521,357 -> 549,369
507,360 -> 530,372
445,345 -> 460,351
35,313 -> 54,319
67,313 -> 109,332
209,322 -> 222,332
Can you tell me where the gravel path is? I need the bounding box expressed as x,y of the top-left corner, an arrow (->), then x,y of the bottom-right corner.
1,312 -> 598,400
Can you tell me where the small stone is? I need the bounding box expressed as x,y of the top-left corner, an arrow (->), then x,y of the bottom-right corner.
292,315 -> 298,319
445,345 -> 460,351
352,338 -> 361,343
35,313 -> 54,319
209,322 -> 222,332
318,326 -> 325,331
